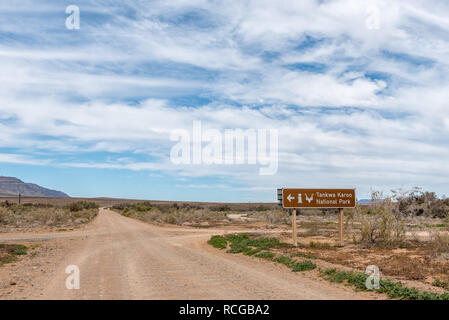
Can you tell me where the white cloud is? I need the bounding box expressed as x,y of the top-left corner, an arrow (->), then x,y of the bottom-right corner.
0,0 -> 448,198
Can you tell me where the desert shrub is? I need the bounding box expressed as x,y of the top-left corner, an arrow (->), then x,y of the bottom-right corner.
163,214 -> 177,224
433,279 -> 449,291
113,202 -> 178,214
247,209 -> 289,224
428,230 -> 449,257
0,244 -> 28,266
114,204 -> 228,225
291,260 -> 316,272
67,201 -> 99,212
0,244 -> 27,255
134,204 -> 151,212
274,255 -> 294,267
393,188 -> 449,218
0,205 -> 98,229
0,200 -> 14,208
209,205 -> 231,212
220,233 -> 285,254
22,203 -> 54,208
309,241 -> 335,250
112,203 -> 132,211
356,192 -> 406,246
180,203 -> 202,210
256,205 -> 270,212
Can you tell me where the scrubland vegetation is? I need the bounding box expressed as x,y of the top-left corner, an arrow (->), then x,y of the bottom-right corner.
319,268 -> 449,300
111,202 -> 228,225
208,232 -> 449,300
112,201 -> 290,226
205,188 -> 449,300
349,189 -> 449,247
0,200 -> 99,231
246,208 -> 290,224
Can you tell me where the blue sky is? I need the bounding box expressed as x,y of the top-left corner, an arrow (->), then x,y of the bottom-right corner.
1,0 -> 449,201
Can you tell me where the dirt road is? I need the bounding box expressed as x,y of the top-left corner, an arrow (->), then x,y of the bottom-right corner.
0,209 -> 370,299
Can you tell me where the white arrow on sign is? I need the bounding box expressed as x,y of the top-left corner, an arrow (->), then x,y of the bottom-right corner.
287,193 -> 294,202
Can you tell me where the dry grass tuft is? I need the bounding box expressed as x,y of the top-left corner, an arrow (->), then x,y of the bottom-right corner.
112,203 -> 228,225
428,230 -> 449,257
246,209 -> 290,224
0,203 -> 98,230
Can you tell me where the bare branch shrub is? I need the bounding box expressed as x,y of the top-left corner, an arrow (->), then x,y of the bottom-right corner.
356,191 -> 406,246
247,209 -> 290,224
429,230 -> 449,257
392,187 -> 449,218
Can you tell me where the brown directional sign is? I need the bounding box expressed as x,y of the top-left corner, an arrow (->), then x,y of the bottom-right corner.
280,188 -> 356,208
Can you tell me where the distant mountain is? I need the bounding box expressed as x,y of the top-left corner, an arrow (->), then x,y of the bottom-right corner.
358,199 -> 373,204
0,176 -> 69,198
358,198 -> 386,204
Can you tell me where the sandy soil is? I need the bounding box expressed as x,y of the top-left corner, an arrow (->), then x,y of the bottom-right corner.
0,208 -> 375,300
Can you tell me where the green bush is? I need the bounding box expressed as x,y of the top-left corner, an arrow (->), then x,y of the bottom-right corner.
0,244 -> 27,255
320,268 -> 449,300
274,255 -> 294,267
208,234 -> 318,274
291,252 -> 317,259
291,260 -> 316,272
432,279 -> 449,291
222,233 -> 284,254
67,201 -> 99,212
243,248 -> 262,256
0,244 -> 28,266
255,251 -> 275,260
207,235 -> 227,249
209,205 -> 231,212
248,237 -> 280,249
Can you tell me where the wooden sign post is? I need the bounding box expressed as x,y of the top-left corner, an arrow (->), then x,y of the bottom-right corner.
278,188 -> 356,247
292,209 -> 297,247
338,208 -> 344,247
